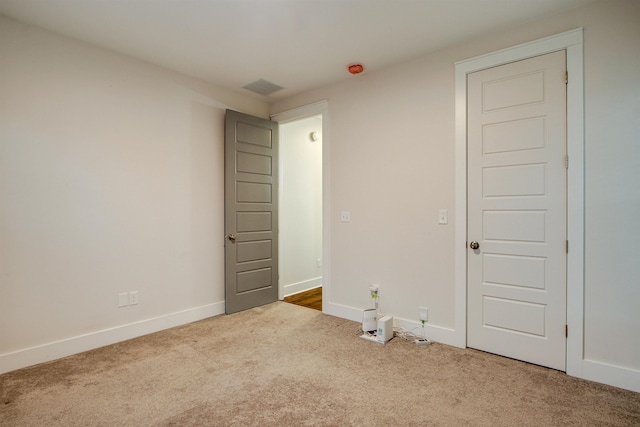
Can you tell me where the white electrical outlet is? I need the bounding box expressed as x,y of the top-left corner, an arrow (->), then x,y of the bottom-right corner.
369,284 -> 379,298
129,291 -> 139,306
340,211 -> 351,222
118,292 -> 129,308
419,307 -> 428,322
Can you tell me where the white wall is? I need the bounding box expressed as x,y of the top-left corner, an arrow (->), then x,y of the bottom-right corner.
279,116 -> 323,296
271,0 -> 640,391
0,15 -> 268,373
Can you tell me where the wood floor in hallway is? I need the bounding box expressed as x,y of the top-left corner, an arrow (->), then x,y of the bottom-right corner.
283,287 -> 322,311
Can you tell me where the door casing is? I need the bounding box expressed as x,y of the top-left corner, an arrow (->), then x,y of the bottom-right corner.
454,29 -> 584,376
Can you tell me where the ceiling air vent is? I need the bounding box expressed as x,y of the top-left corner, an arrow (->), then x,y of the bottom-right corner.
243,79 -> 284,96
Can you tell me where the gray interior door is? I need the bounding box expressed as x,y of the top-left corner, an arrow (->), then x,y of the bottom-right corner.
225,110 -> 278,314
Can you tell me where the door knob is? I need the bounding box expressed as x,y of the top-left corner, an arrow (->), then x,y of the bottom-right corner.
227,233 -> 237,242
469,241 -> 480,250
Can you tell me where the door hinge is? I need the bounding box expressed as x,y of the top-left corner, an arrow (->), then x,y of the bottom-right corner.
565,71 -> 568,84
565,324 -> 568,338
565,155 -> 569,169
566,240 -> 569,253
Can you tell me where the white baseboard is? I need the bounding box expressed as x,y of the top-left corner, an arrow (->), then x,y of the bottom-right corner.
0,301 -> 225,375
393,316 -> 458,347
578,359 -> 640,393
323,301 -> 363,323
322,302 -> 459,347
282,277 -> 322,297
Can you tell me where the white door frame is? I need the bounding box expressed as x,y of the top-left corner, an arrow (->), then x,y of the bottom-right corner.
454,29 -> 584,376
271,101 -> 330,310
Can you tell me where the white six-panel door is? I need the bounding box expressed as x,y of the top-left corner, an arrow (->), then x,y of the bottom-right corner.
467,51 -> 567,370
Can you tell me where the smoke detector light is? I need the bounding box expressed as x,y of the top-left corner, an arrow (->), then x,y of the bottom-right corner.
348,64 -> 364,75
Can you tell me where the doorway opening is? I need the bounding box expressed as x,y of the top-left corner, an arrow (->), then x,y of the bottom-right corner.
278,114 -> 323,310
271,100 -> 329,313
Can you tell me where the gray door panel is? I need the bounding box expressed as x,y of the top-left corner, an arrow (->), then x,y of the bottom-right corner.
225,110 -> 278,314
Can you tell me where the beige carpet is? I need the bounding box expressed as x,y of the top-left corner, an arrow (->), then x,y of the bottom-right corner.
1,302 -> 639,426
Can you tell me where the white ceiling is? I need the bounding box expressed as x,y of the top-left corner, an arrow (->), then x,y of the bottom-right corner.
0,0 -> 595,101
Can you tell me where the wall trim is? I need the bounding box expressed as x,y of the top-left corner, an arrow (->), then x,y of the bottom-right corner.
453,29 -> 626,388
0,301 -> 225,375
323,301 -> 362,323
270,100 -> 328,123
393,317 -> 458,347
581,360 -> 640,393
282,278 -> 323,297
323,301 -> 459,347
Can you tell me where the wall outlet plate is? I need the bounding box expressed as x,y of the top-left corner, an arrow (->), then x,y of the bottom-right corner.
419,307 -> 428,322
129,291 -> 139,306
118,292 -> 129,308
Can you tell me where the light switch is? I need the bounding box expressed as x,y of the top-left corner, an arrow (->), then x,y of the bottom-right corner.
341,211 -> 351,222
438,209 -> 448,225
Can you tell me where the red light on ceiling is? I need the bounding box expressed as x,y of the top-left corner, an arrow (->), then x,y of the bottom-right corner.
348,64 -> 364,75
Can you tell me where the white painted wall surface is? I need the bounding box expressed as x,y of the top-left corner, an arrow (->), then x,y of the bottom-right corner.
279,116 -> 323,296
0,16 -> 268,372
271,0 -> 640,390
580,2 -> 640,371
